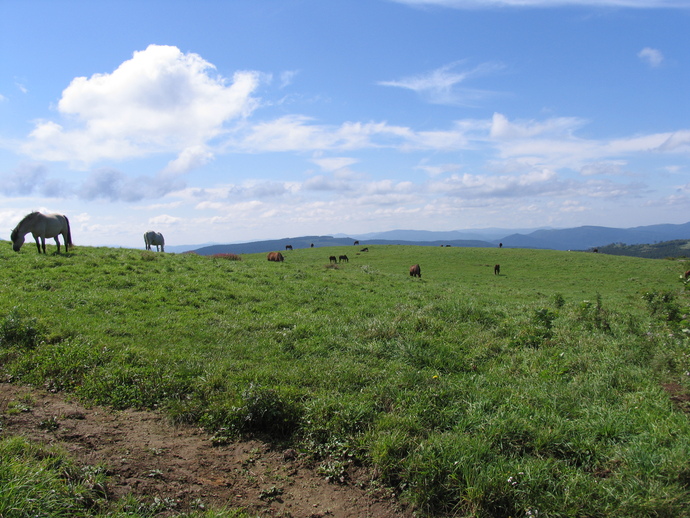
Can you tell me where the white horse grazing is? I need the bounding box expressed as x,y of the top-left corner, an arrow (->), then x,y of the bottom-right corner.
11,212 -> 73,253
144,231 -> 165,252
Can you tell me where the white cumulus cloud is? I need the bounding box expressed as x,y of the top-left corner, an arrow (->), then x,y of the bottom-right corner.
21,45 -> 262,167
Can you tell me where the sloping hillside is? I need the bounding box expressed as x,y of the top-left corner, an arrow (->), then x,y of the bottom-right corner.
597,239 -> 690,259
2,244 -> 690,517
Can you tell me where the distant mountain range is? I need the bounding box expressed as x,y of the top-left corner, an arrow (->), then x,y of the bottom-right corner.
168,222 -> 690,255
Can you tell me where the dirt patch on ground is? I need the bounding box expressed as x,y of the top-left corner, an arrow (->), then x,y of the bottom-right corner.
0,383 -> 411,518
663,382 -> 690,414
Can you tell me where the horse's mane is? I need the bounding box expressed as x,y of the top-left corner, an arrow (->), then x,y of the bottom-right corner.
18,212 -> 40,226
10,212 -> 40,241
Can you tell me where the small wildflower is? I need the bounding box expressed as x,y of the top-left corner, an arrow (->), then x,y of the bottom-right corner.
432,375 -> 439,379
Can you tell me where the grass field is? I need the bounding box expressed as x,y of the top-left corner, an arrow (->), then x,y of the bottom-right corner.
1,241 -> 690,517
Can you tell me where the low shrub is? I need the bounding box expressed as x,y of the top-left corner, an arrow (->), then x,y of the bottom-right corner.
509,307 -> 557,348
211,253 -> 242,261
642,289 -> 684,325
204,383 -> 302,441
0,307 -> 44,349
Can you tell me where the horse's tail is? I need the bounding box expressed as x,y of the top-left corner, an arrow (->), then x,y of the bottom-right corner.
64,215 -> 73,249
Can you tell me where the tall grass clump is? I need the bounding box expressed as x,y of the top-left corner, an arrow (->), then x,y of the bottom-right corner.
0,307 -> 44,349
210,253 -> 242,261
203,382 -> 303,443
0,436 -> 109,517
1,242 -> 690,516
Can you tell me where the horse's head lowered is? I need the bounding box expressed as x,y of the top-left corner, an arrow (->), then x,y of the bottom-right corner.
10,226 -> 24,252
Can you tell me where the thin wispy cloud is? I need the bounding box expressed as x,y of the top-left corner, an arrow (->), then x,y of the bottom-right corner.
311,156 -> 359,172
377,61 -> 504,106
14,80 -> 28,94
638,47 -> 664,67
279,70 -> 299,88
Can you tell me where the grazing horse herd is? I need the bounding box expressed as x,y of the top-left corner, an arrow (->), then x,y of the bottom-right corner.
327,254 -> 349,264
13,212 -> 690,283
264,243 -> 508,280
6,212 -> 503,279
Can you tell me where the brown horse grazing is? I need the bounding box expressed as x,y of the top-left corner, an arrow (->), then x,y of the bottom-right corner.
267,251 -> 284,262
685,270 -> 690,279
285,244 -> 293,250
494,264 -> 500,275
329,255 -> 337,263
410,264 -> 421,277
339,255 -> 349,263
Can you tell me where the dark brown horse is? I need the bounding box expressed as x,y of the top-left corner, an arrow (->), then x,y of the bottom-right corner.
329,255 -> 337,263
339,255 -> 349,263
410,264 -> 421,277
267,251 -> 284,262
285,244 -> 293,251
353,240 -> 359,245
360,247 -> 368,252
494,264 -> 500,275
685,270 -> 690,279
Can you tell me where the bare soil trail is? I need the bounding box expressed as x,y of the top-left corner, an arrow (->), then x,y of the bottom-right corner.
0,383 -> 412,518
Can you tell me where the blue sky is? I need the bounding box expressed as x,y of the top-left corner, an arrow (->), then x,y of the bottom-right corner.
1,0 -> 689,248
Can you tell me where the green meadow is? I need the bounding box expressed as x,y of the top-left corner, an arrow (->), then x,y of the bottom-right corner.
2,242 -> 690,517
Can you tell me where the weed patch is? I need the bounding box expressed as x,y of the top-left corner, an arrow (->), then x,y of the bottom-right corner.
0,307 -> 44,349
211,253 -> 242,261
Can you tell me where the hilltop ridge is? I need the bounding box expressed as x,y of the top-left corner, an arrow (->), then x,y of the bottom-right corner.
170,221 -> 690,255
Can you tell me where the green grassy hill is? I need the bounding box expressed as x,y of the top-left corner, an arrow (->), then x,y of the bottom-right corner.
2,242 -> 690,517
597,239 -> 690,259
